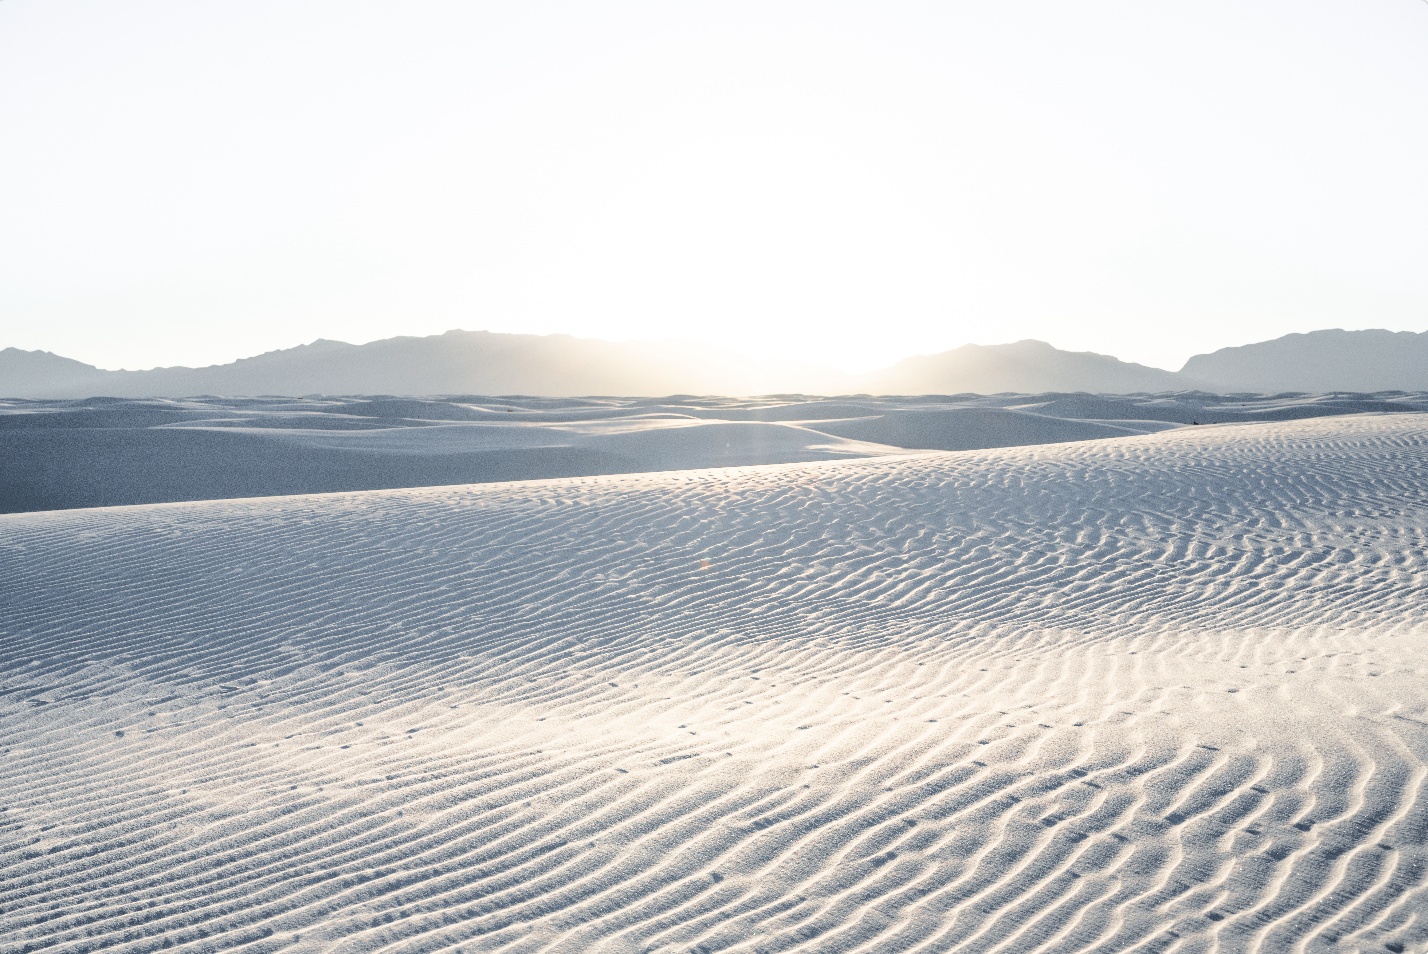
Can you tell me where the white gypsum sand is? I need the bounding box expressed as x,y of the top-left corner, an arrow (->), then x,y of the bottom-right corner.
6,391 -> 1428,514
1,413 -> 1426,953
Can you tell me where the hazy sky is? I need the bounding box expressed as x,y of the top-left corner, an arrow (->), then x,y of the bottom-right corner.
2,0 -> 1426,373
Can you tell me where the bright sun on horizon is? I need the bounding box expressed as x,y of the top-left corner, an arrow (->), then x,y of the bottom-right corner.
1,0 -> 1427,374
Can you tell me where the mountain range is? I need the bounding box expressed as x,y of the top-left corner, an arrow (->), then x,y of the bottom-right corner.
3,327 -> 1426,399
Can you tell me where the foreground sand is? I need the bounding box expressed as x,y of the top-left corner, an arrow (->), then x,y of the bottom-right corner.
2,414 -> 1426,953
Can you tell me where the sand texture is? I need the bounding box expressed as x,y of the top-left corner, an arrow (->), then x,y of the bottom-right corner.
2,414 -> 1427,952
5,391 -> 1426,513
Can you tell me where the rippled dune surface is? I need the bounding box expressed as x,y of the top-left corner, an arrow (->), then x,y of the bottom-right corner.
6,391 -> 1426,513
3,415 -> 1427,953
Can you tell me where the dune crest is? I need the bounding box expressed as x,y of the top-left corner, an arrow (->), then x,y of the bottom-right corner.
5,391 -> 1425,513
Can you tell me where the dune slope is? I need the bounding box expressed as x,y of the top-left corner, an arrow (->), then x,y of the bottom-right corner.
6,392 -> 1425,514
2,415 -> 1427,953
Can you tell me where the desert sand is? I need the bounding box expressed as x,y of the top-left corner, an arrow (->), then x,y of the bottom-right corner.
2,411 -> 1426,952
5,391 -> 1425,513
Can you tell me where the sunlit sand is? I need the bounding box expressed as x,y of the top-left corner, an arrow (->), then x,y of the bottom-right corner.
3,411 -> 1426,952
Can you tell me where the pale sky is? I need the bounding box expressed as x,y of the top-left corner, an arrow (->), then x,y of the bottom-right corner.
1,0 -> 1426,374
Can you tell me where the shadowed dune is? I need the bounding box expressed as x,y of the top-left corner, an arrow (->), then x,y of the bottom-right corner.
2,415 -> 1427,952
4,391 -> 1425,513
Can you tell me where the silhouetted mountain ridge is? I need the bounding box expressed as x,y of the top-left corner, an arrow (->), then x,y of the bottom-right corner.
860,339 -> 1190,394
0,331 -> 850,399
3,326 -> 1426,398
1180,329 -> 1428,392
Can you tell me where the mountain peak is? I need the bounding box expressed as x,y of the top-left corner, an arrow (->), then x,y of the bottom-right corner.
1181,328 -> 1428,392
5,328 -> 1428,398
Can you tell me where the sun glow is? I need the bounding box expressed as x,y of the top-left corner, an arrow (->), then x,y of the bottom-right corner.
1,1 -> 1426,373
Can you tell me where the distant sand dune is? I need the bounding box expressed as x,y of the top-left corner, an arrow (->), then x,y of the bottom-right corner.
2,416 -> 1427,952
5,391 -> 1425,513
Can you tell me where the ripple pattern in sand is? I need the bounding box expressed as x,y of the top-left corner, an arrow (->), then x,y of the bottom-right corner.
2,415 -> 1427,954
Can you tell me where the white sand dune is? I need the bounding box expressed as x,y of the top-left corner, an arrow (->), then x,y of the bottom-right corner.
5,392 -> 1426,513
3,414 -> 1427,952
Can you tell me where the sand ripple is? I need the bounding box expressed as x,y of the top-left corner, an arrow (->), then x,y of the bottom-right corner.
2,415 -> 1427,953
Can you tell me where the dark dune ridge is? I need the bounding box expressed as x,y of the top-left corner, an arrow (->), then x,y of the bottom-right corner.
4,391 -> 1426,514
